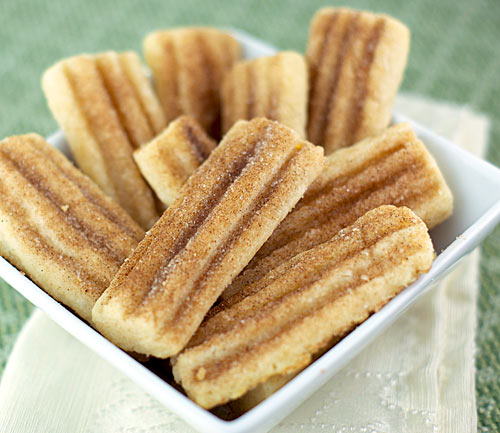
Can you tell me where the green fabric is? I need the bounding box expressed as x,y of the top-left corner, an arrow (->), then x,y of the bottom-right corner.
0,0 -> 498,429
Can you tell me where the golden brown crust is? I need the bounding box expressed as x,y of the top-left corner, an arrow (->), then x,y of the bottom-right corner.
92,118 -> 325,358
42,51 -> 165,229
307,8 -> 410,153
222,123 -> 452,299
133,116 -> 216,206
0,134 -> 144,322
221,52 -> 307,137
143,28 -> 241,137
173,205 -> 434,409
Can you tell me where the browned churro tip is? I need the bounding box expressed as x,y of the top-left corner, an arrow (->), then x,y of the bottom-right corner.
92,118 -> 324,358
307,7 -> 410,153
42,51 -> 164,229
222,122 -> 452,300
133,115 -> 216,207
143,27 -> 242,138
221,51 -> 308,137
0,134 -> 144,322
173,205 -> 434,409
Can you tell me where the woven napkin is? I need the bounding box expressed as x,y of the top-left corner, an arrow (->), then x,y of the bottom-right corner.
0,94 -> 489,433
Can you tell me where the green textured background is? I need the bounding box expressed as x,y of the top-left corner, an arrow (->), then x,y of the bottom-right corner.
1,0 -> 499,430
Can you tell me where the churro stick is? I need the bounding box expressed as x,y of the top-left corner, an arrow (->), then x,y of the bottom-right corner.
92,118 -> 325,358
143,28 -> 241,137
307,8 -> 410,153
134,116 -> 216,207
222,123 -> 452,300
221,52 -> 307,137
0,134 -> 144,322
42,51 -> 165,229
173,206 -> 435,409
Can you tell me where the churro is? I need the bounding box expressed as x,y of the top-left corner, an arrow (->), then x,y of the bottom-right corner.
92,118 -> 324,358
143,28 -> 241,137
221,51 -> 307,137
42,51 -> 165,229
134,116 -> 216,207
223,123 -> 452,300
307,8 -> 409,153
0,134 -> 144,322
174,205 -> 434,409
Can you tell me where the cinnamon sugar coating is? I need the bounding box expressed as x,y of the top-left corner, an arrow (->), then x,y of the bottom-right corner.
134,116 -> 216,207
307,8 -> 409,153
173,206 -> 434,409
42,51 -> 165,229
143,28 -> 241,138
0,134 -> 144,322
221,51 -> 307,137
92,118 -> 325,358
223,123 -> 452,300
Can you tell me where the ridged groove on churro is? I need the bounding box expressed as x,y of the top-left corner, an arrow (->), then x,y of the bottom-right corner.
222,123 -> 452,299
307,8 -> 410,153
134,116 -> 216,206
221,52 -> 307,137
92,118 -> 325,358
42,51 -> 165,229
143,28 -> 241,137
0,134 -> 144,322
173,206 -> 434,409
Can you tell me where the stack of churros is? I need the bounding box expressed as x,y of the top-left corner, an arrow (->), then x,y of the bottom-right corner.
222,122 -> 452,299
0,6 -> 455,416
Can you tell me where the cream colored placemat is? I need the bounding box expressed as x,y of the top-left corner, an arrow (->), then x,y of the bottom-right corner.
0,94 -> 488,433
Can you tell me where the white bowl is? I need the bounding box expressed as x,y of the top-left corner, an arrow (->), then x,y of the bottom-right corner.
1,30 -> 500,433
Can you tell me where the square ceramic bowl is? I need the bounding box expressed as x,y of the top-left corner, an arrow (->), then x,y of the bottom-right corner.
2,30 -> 500,433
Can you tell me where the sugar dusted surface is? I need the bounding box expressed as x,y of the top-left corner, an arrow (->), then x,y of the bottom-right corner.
173,205 -> 434,409
221,51 -> 307,137
307,8 -> 410,153
134,115 -> 216,206
42,51 -> 164,229
92,118 -> 324,358
143,28 -> 242,138
223,123 -> 452,299
0,134 -> 143,322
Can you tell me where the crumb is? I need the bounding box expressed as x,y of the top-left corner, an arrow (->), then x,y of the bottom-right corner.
196,367 -> 207,381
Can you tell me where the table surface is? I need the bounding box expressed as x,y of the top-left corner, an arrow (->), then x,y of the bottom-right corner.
0,0 -> 499,430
